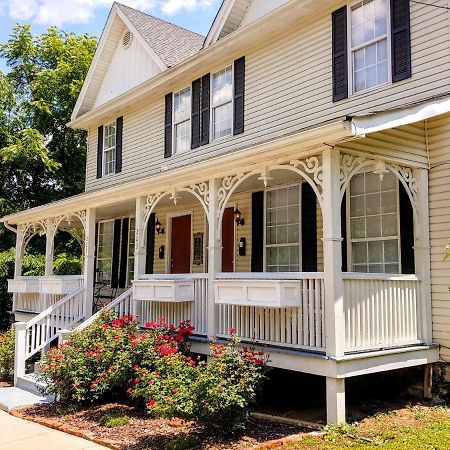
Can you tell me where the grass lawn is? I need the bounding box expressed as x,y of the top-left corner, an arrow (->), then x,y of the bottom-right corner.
287,405 -> 450,450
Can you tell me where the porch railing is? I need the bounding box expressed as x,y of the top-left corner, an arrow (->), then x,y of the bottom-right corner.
343,273 -> 421,352
216,272 -> 325,352
14,293 -> 64,313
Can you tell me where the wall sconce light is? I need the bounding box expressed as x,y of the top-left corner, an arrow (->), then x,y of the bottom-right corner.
234,207 -> 245,226
373,160 -> 389,181
155,218 -> 165,235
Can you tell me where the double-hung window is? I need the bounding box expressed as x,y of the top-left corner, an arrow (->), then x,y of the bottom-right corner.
173,88 -> 191,154
350,0 -> 389,93
212,66 -> 233,140
103,123 -> 116,176
266,185 -> 301,272
97,220 -> 114,283
349,171 -> 400,273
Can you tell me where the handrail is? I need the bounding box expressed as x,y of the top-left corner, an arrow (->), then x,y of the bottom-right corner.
138,273 -> 208,280
75,287 -> 133,332
215,272 -> 325,280
343,273 -> 421,281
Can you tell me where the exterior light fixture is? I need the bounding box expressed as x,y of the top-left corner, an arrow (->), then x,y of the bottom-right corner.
258,167 -> 273,187
155,218 -> 165,235
373,160 -> 389,181
234,207 -> 245,226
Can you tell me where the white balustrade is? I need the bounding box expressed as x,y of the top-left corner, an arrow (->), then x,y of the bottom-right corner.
343,273 -> 422,352
14,293 -> 64,313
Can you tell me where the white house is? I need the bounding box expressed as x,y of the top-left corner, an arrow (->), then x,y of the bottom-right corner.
3,0 -> 450,423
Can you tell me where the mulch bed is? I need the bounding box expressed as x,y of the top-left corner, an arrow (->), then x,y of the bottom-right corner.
16,402 -> 311,450
0,380 -> 13,388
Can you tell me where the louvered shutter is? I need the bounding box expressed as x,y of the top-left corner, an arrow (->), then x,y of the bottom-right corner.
146,213 -> 156,274
251,191 -> 264,272
301,183 -> 317,272
96,125 -> 103,178
200,73 -> 210,146
111,219 -> 122,288
332,6 -> 348,102
233,56 -> 245,135
164,93 -> 173,158
115,116 -> 123,173
118,218 -> 129,288
399,182 -> 415,274
390,0 -> 411,82
191,78 -> 201,149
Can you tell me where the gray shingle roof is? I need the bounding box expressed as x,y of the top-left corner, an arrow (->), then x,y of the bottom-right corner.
116,2 -> 205,67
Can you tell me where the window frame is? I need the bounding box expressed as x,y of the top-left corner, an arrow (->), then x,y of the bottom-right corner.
210,64 -> 234,142
102,122 -> 116,177
346,169 -> 402,274
263,183 -> 303,273
172,86 -> 192,155
347,0 -> 392,96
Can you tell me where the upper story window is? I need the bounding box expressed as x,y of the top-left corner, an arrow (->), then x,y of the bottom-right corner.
212,66 -> 233,140
173,88 -> 191,153
350,0 -> 390,93
103,122 -> 116,176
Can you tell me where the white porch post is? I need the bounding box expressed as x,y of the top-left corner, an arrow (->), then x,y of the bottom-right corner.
14,227 -> 24,278
134,196 -> 147,280
44,220 -> 54,277
84,208 -> 96,317
322,147 -> 346,424
13,322 -> 26,385
207,178 -> 221,339
414,168 -> 432,344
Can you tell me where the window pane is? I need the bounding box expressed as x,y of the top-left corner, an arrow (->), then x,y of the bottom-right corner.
366,215 -> 381,237
353,242 -> 367,264
212,67 -> 232,107
381,191 -> 397,213
366,193 -> 380,215
368,240 -> 383,263
384,239 -> 399,262
213,102 -> 232,139
382,213 -> 397,236
351,217 -> 366,239
174,88 -> 191,123
175,119 -> 191,153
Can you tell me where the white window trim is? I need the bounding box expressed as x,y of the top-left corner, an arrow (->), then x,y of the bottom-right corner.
172,87 -> 192,155
210,64 -> 234,142
346,169 -> 402,274
347,0 -> 392,96
263,183 -> 303,273
102,122 -> 116,177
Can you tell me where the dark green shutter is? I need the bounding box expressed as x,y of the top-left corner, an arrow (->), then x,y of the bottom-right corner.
200,73 -> 210,146
164,93 -> 173,158
96,125 -> 103,179
399,182 -> 415,274
301,183 -> 317,272
251,191 -> 264,272
191,78 -> 201,149
115,116 -> 123,173
332,6 -> 348,102
390,0 -> 411,82
111,219 -> 121,288
233,56 -> 245,135
146,213 -> 156,274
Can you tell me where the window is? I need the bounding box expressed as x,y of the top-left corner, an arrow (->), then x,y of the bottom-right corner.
127,218 -> 136,287
97,221 -> 114,283
350,0 -> 389,93
173,88 -> 191,153
349,171 -> 400,273
103,123 -> 116,175
212,66 -> 233,140
266,185 -> 301,272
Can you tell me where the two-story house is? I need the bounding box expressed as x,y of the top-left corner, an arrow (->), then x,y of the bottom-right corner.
3,0 -> 450,423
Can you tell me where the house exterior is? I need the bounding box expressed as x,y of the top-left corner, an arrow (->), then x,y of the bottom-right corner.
3,0 -> 450,423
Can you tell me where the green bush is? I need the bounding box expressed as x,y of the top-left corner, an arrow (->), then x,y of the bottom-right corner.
0,327 -> 14,380
100,413 -> 130,428
53,253 -> 82,275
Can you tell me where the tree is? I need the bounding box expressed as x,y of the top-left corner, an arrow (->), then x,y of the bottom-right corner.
0,25 -> 96,329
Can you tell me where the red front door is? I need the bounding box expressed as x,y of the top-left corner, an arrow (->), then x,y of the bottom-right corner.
170,214 -> 191,274
222,207 -> 235,272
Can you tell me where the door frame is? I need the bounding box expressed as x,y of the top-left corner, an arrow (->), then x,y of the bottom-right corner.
224,202 -> 237,272
166,210 -> 194,274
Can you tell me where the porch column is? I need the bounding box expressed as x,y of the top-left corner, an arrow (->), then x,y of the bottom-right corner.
207,178 -> 221,339
134,196 -> 147,279
414,168 -> 432,344
84,208 -> 96,317
44,220 -> 54,277
326,377 -> 346,424
14,226 -> 24,278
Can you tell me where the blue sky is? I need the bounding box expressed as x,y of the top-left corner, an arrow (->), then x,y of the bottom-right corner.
0,0 -> 222,73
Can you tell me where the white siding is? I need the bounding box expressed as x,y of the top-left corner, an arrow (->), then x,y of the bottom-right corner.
240,0 -> 290,28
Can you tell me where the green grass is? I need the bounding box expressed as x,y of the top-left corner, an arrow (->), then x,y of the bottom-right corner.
99,413 -> 130,428
166,435 -> 201,450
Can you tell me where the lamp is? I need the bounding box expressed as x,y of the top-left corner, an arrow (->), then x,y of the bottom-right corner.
234,207 -> 245,226
373,160 -> 389,181
155,218 -> 165,235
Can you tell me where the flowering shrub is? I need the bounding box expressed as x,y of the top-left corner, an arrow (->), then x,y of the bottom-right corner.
0,327 -> 14,380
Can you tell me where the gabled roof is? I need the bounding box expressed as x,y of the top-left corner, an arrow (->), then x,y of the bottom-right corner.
116,3 -> 204,67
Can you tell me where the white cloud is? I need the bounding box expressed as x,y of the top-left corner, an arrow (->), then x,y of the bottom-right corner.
2,0 -> 214,27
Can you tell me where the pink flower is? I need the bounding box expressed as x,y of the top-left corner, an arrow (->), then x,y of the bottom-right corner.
148,400 -> 156,407
229,327 -> 236,334
133,364 -> 139,370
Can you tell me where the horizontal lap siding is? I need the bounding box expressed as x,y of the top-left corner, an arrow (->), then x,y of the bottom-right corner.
85,0 -> 450,192
428,114 -> 450,360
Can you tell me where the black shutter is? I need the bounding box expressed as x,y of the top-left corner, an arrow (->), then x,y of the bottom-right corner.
233,56 -> 245,135
301,183 -> 317,272
390,0 -> 411,82
200,73 -> 210,146
111,219 -> 121,288
251,191 -> 264,272
341,195 -> 348,272
93,223 -> 99,282
332,6 -> 348,102
399,182 -> 415,274
164,93 -> 173,158
191,78 -> 201,149
96,125 -> 103,179
115,116 -> 123,173
118,218 -> 129,288
146,213 -> 156,274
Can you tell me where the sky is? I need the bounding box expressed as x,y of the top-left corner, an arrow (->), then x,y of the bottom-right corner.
0,0 -> 223,72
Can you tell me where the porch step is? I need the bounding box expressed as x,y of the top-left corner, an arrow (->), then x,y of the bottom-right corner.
0,386 -> 51,412
16,374 -> 54,400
